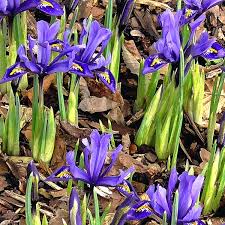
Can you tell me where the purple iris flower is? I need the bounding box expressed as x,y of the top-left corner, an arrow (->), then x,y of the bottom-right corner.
116,0 -> 135,33
48,20 -> 116,92
27,160 -> 39,202
181,0 -> 223,24
113,168 -> 204,225
68,20 -> 116,93
0,20 -> 73,84
69,188 -> 82,225
143,10 -> 182,74
46,130 -> 134,187
143,9 -> 225,75
0,0 -> 63,19
190,32 -> 225,59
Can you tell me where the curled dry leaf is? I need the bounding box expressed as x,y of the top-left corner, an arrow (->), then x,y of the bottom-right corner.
130,29 -> 145,38
134,9 -> 159,38
20,107 -> 32,129
50,135 -> 67,170
49,209 -> 69,225
0,176 -> 8,192
113,152 -> 161,179
6,156 -> 32,180
79,96 -> 120,114
60,121 -> 92,139
91,6 -> 105,20
136,0 -> 172,9
122,44 -> 140,75
107,107 -> 125,125
122,133 -> 131,154
124,40 -> 142,61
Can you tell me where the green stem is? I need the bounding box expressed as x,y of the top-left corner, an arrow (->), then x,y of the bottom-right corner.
57,72 -> 66,121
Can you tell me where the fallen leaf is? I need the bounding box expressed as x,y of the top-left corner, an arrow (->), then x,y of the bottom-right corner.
60,121 -> 92,139
49,209 -> 69,225
133,9 -> 160,38
122,133 -> 131,154
144,152 -> 157,163
50,135 -> 67,170
77,0 -> 94,19
113,152 -> 161,179
49,189 -> 68,198
200,148 -> 211,162
79,96 -> 120,113
0,177 -> 8,192
122,44 -> 140,75
107,107 -> 125,125
24,75 -> 55,103
100,190 -> 125,213
124,40 -> 142,60
136,0 -> 172,9
91,6 -> 105,20
20,107 -> 32,129
0,220 -> 11,225
130,29 -> 145,38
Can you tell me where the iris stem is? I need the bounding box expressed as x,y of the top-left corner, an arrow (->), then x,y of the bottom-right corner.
57,72 -> 66,121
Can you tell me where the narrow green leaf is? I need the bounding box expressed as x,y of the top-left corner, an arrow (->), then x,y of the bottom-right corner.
93,190 -> 100,225
81,194 -> 87,225
25,173 -> 33,225
135,85 -> 162,146
171,191 -> 179,225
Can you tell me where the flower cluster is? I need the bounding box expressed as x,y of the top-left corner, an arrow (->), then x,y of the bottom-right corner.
143,1 -> 225,75
113,168 -> 205,225
0,0 -> 63,19
0,18 -> 117,92
46,130 -> 134,187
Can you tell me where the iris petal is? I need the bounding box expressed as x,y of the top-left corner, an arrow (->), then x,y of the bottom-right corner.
143,54 -> 168,74
70,60 -> 94,78
14,0 -> 40,15
117,180 -> 137,197
96,167 -> 134,187
69,188 -> 82,225
202,42 -> 225,59
49,40 -> 65,52
45,165 -> 73,182
127,201 -> 153,220
37,0 -> 64,16
96,67 -> 116,93
0,62 -> 28,84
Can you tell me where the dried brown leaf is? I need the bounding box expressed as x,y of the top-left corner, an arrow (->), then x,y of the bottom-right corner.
122,44 -> 140,75
50,135 -> 67,170
79,96 -> 120,113
124,40 -> 142,60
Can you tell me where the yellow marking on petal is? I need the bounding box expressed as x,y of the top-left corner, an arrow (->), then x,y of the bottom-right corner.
51,43 -> 63,50
41,0 -> 54,7
207,47 -> 218,54
135,204 -> 152,213
56,170 -> 71,178
150,57 -> 163,67
140,193 -> 150,201
99,72 -> 111,84
72,63 -> 83,72
10,67 -> 26,76
185,9 -> 194,18
118,182 -> 132,193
